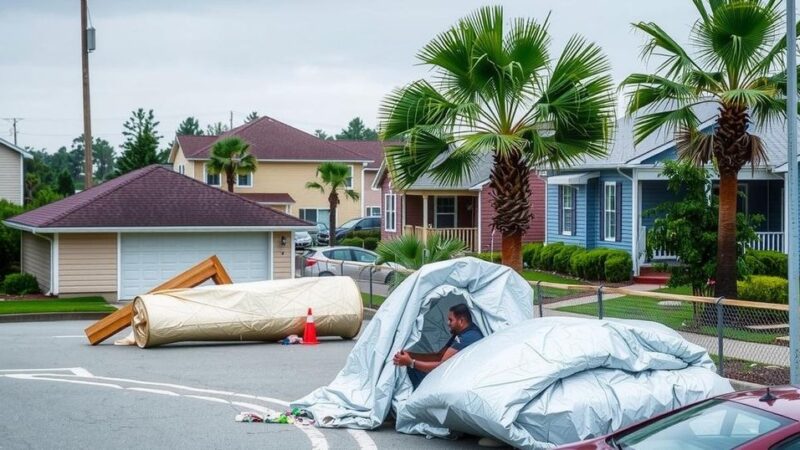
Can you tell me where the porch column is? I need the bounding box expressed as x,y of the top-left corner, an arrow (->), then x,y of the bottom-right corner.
422,194 -> 429,243
631,172 -> 640,276
402,193 -> 407,234
785,176 -> 790,254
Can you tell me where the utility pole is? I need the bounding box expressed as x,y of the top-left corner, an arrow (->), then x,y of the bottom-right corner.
786,0 -> 799,385
229,111 -> 233,130
2,118 -> 22,145
81,0 -> 93,189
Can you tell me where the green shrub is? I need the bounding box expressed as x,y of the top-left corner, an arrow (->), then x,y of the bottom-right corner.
553,245 -> 580,274
569,249 -> 588,277
737,275 -> 788,304
522,243 -> 543,269
363,237 -> 379,251
340,237 -> 364,248
474,252 -> 501,263
2,273 -> 40,295
745,250 -> 788,277
604,254 -> 632,282
352,230 -> 380,240
538,242 -> 564,271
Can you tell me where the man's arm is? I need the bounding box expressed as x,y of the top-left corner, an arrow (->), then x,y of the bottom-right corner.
397,347 -> 459,373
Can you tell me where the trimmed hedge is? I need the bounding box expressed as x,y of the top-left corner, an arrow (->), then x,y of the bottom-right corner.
522,243 -> 543,268
605,254 -> 633,283
482,243 -> 632,282
3,272 -> 40,295
744,250 -> 788,278
363,237 -> 379,251
738,275 -> 788,304
474,252 -> 501,263
340,237 -> 364,248
352,230 -> 381,240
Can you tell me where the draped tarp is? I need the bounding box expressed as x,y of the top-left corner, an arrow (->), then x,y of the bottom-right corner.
396,317 -> 733,448
291,257 -> 535,428
132,277 -> 362,348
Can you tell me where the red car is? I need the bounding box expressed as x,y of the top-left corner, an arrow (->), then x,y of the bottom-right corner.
557,386 -> 800,450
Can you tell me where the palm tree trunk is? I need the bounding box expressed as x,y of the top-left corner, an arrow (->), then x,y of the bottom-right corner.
490,150 -> 531,272
715,169 -> 738,298
226,168 -> 235,192
328,192 -> 338,247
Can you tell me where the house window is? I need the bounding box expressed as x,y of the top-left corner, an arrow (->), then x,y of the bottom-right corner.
177,164 -> 185,175
236,173 -> 252,187
561,187 -> 573,235
384,194 -> 396,232
366,206 -> 381,217
345,165 -> 354,189
205,164 -> 220,186
299,208 -> 330,225
435,196 -> 456,228
604,182 -> 617,241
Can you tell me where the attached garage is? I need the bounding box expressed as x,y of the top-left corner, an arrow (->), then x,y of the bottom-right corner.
5,165 -> 313,300
119,232 -> 271,299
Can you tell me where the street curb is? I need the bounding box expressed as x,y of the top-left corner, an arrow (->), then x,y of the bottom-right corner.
364,308 -> 377,320
729,378 -> 766,391
0,312 -> 112,323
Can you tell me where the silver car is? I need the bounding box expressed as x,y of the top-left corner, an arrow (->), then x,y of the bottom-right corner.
299,246 -> 403,284
294,231 -> 313,250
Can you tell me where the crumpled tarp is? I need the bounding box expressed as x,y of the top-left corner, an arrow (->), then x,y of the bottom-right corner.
396,317 -> 734,448
132,277 -> 362,348
290,257 -> 535,428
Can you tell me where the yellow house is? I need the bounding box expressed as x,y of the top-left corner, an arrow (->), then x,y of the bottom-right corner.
169,116 -> 373,226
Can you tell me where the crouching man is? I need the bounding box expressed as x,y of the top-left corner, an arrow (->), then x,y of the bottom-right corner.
392,303 -> 484,389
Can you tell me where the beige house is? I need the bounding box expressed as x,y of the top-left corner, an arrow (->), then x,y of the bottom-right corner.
334,140 -> 387,219
0,137 -> 32,205
169,117 -> 374,226
4,165 -> 313,300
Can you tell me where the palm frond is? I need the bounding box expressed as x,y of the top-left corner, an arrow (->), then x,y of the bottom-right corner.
632,105 -> 703,145
621,73 -> 698,115
676,128 -> 716,166
384,130 -> 451,190
633,22 -> 704,78
378,81 -> 459,141
305,181 -> 324,194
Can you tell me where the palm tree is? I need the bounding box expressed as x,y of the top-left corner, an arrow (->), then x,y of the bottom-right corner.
620,0 -> 794,298
306,162 -> 359,246
207,137 -> 257,192
379,6 -> 615,271
375,234 -> 467,288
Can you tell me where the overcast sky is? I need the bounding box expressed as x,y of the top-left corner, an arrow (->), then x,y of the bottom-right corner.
0,0 -> 701,153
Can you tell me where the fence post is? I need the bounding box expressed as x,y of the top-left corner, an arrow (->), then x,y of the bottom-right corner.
340,260 -> 344,276
536,281 -> 543,317
716,296 -> 725,377
597,285 -> 604,320
369,266 -> 374,309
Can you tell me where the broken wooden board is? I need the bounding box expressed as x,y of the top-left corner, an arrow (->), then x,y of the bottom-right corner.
84,255 -> 233,345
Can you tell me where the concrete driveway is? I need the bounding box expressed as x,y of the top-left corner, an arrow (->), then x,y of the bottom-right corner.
0,320 -> 489,449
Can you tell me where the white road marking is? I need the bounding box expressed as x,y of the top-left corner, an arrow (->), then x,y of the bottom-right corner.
127,387 -> 179,396
70,367 -> 93,377
348,430 -> 378,450
0,368 -> 77,373
5,374 -> 123,390
184,395 -> 230,404
52,335 -> 85,338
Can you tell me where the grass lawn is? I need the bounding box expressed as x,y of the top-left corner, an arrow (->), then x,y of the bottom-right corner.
361,292 -> 386,308
557,287 -> 782,345
522,270 -> 590,299
0,296 -> 116,315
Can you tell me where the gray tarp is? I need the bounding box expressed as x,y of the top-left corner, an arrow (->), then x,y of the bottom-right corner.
396,317 -> 733,448
291,257 -> 535,428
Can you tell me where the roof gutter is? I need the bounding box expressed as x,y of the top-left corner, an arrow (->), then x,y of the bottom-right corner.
1,222 -> 316,234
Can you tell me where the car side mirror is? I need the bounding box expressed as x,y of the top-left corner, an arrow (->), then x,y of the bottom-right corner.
354,226 -> 362,231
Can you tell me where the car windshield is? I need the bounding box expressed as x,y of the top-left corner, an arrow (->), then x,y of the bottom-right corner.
615,399 -> 793,450
338,218 -> 361,229
296,231 -> 310,238
316,223 -> 328,231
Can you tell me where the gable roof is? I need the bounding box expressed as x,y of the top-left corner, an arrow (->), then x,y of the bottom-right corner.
177,116 -> 370,163
333,140 -> 390,169
5,165 -> 313,231
0,137 -> 32,159
238,193 -> 295,204
373,151 -> 494,191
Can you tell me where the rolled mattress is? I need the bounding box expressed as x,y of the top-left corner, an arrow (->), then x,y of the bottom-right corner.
132,276 -> 363,348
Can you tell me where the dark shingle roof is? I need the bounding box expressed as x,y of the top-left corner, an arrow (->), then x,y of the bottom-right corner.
179,116 -> 370,162
6,165 -> 312,229
333,140 -> 388,168
238,193 -> 295,204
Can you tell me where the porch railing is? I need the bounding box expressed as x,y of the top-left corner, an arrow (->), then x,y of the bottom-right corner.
402,225 -> 478,252
642,228 -> 785,261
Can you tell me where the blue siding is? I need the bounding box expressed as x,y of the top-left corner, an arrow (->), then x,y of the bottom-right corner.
641,146 -> 677,165
640,180 -> 675,229
546,184 -> 589,247
591,174 -> 632,253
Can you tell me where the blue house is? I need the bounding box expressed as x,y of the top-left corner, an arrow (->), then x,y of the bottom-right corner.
545,103 -> 792,276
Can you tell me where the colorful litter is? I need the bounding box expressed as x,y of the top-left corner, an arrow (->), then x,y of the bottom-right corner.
235,408 -> 314,425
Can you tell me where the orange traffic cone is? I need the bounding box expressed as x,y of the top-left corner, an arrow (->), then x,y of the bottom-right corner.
303,307 -> 319,345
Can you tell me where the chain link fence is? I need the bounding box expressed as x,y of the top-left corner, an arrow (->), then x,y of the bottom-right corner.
533,282 -> 790,384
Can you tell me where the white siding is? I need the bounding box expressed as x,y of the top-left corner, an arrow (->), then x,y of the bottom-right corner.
21,233 -> 51,293
0,145 -> 23,204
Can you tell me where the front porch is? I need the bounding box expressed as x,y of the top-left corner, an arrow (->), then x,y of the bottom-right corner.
397,192 -> 479,252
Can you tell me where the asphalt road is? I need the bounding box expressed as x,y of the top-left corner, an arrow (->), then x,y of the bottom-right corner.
0,320 -> 489,450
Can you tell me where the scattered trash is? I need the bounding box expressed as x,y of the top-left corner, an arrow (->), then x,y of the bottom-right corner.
235,408 -> 314,426
280,334 -> 303,345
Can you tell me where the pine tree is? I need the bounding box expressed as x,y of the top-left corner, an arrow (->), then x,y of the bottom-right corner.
176,117 -> 204,136
115,108 -> 163,177
56,169 -> 75,196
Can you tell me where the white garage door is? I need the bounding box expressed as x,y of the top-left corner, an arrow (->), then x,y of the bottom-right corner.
120,232 -> 271,299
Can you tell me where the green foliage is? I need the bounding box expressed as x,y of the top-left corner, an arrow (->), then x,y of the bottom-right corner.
306,162 -> 360,246
245,111 -> 260,123
207,137 -> 257,192
744,250 -> 787,278
206,122 -> 229,135
0,201 -> 25,276
522,243 -> 543,268
605,254 -> 633,283
314,129 -> 333,141
56,169 -> 75,196
72,134 -> 116,181
474,252 -> 501,263
2,273 -> 40,295
335,117 -> 378,140
553,245 -> 580,274
537,242 -> 564,271
569,249 -> 588,277
644,161 -> 760,296
30,188 -> 62,208
115,108 -> 164,177
363,237 -> 379,251
375,234 -> 466,287
352,230 -> 380,240
737,275 -> 788,304
176,117 -> 204,136
340,237 -> 364,248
